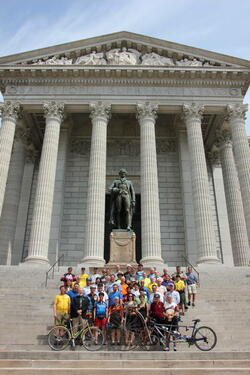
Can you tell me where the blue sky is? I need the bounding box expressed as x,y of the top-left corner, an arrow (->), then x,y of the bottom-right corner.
0,0 -> 249,132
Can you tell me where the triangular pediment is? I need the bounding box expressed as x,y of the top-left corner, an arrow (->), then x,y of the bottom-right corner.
0,31 -> 249,69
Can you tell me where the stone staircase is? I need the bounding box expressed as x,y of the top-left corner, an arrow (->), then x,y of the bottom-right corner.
0,265 -> 249,373
0,352 -> 249,374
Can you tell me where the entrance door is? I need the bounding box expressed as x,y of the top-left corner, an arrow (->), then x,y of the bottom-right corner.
104,194 -> 141,263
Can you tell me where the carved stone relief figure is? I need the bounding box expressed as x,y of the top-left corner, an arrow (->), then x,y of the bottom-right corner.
75,51 -> 107,65
141,52 -> 175,66
106,47 -> 141,65
176,57 -> 202,66
33,56 -> 72,65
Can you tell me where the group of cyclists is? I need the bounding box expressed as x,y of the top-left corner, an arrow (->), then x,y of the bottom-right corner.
52,264 -> 199,351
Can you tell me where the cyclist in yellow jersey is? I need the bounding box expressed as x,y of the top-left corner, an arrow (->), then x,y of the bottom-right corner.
77,267 -> 89,288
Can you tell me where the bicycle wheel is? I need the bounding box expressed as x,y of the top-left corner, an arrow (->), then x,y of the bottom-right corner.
81,326 -> 104,351
48,326 -> 71,351
194,326 -> 217,351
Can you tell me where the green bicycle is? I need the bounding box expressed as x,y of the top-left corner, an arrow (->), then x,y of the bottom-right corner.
48,318 -> 104,351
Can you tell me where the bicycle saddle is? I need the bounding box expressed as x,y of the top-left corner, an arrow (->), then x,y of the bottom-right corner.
192,319 -> 200,323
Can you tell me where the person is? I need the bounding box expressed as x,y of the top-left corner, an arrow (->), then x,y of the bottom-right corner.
138,279 -> 150,299
147,267 -> 157,279
149,285 -> 164,303
174,274 -> 186,315
137,294 -> 149,321
148,276 -> 157,293
108,296 -> 124,345
97,283 -> 109,304
156,277 -> 166,297
161,268 -> 170,280
124,264 -> 134,281
108,284 -> 123,306
82,277 -> 92,296
186,266 -> 199,307
165,283 -> 180,305
91,267 -> 101,283
114,264 -> 121,279
67,282 -> 80,301
162,274 -> 174,287
71,287 -> 90,333
149,293 -> 166,324
87,285 -> 98,311
120,276 -> 128,296
172,266 -> 187,282
105,274 -> 117,294
135,264 -> 144,281
100,269 -> 107,283
94,292 -> 108,343
124,293 -> 137,345
77,267 -> 89,288
60,267 -> 76,284
163,308 -> 179,352
53,285 -> 71,326
109,169 -> 135,230
65,279 -> 73,292
131,283 -> 140,299
135,288 -> 148,304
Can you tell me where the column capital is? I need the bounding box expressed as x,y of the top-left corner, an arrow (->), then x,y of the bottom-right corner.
0,101 -> 22,121
43,101 -> 64,122
136,102 -> 158,123
182,103 -> 205,121
207,149 -> 221,166
216,128 -> 232,149
89,101 -> 111,122
226,103 -> 248,122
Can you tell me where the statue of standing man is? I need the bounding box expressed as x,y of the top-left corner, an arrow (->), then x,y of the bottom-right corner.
109,169 -> 135,230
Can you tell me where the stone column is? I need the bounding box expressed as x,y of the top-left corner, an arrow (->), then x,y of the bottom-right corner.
25,102 -> 64,264
137,102 -> 163,265
0,140 -> 25,265
82,102 -> 111,265
226,104 -> 250,244
0,101 -> 21,218
217,129 -> 250,266
182,103 -> 219,264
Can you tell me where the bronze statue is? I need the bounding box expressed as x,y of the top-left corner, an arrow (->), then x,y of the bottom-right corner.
109,169 -> 135,230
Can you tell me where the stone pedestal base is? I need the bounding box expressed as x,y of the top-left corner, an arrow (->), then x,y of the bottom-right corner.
108,230 -> 136,264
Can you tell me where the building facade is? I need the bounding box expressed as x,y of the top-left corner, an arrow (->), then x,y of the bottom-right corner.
0,31 -> 249,267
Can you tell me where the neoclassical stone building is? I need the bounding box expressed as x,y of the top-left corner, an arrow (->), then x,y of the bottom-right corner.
0,31 -> 249,267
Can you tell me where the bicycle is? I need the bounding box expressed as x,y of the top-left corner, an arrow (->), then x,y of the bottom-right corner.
147,318 -> 217,351
47,317 -> 104,351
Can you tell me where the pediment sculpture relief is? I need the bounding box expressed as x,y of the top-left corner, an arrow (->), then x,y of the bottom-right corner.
106,47 -> 141,65
32,56 -> 73,65
29,48 -> 217,67
176,58 -> 202,66
75,51 -> 107,65
141,52 -> 175,66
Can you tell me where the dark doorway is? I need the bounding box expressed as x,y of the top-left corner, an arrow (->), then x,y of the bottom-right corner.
104,194 -> 141,263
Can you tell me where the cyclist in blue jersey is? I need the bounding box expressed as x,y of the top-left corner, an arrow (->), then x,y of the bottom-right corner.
94,292 -> 108,343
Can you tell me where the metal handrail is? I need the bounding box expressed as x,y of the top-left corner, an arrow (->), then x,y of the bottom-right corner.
45,254 -> 64,287
181,255 -> 200,281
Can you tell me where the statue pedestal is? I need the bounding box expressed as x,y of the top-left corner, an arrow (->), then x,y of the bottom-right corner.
108,230 -> 136,265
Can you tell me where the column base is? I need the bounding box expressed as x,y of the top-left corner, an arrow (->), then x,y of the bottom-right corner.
24,255 -> 50,265
140,256 -> 164,266
197,255 -> 221,265
79,256 -> 105,267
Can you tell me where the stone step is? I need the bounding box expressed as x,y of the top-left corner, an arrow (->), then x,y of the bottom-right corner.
0,359 -> 250,368
0,367 -> 249,374
0,351 -> 249,360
